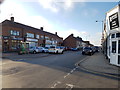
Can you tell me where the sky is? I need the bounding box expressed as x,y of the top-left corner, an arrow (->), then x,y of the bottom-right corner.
0,0 -> 119,46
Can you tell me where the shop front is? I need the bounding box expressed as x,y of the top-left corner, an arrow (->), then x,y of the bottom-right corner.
26,38 -> 38,48
2,36 -> 10,52
110,33 -> 120,66
105,4 -> 120,66
2,36 -> 24,52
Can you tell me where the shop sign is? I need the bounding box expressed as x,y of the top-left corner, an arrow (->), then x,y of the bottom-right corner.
3,36 -> 10,39
109,12 -> 119,30
16,38 -> 23,40
27,38 -> 38,42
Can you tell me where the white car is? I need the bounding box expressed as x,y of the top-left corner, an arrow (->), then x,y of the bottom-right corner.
48,46 -> 64,54
39,47 -> 49,53
29,46 -> 41,54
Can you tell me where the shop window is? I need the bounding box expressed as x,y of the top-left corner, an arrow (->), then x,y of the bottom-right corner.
112,41 -> 116,53
111,34 -> 115,38
116,33 -> 120,38
118,40 -> 120,54
45,36 -> 49,40
10,30 -> 20,36
41,36 -> 44,39
27,33 -> 34,38
36,35 -> 39,39
11,40 -> 17,50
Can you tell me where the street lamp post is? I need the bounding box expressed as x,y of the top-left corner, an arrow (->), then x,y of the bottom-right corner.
96,20 -> 104,44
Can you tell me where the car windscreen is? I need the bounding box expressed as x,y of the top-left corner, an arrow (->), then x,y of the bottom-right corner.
44,47 -> 49,49
50,46 -> 55,48
56,47 -> 60,49
30,47 -> 35,49
84,47 -> 92,50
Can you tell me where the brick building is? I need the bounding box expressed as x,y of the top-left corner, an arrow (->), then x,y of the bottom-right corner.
63,34 -> 83,49
1,17 -> 63,52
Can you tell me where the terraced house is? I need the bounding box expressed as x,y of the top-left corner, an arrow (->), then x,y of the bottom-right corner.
1,17 -> 63,52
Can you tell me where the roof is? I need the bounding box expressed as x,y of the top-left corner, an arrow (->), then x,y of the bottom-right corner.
2,19 -> 63,39
106,4 -> 119,14
64,34 -> 82,42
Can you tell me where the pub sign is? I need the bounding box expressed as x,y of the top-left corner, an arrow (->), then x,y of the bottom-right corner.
109,12 -> 119,30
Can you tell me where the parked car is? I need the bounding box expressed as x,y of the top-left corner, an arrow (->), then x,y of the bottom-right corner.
64,47 -> 71,51
94,46 -> 100,52
91,46 -> 96,53
41,47 -> 49,53
48,46 -> 64,54
29,46 -> 41,54
71,48 -> 78,51
59,46 -> 66,51
82,47 -> 94,55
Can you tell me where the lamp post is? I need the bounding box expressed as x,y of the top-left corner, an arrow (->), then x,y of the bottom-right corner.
96,20 -> 104,44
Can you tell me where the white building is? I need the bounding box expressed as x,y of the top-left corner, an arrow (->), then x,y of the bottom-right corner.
104,2 -> 120,66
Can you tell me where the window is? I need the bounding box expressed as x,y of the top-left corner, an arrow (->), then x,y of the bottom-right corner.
118,55 -> 120,64
36,35 -> 39,39
45,36 -> 49,40
116,33 -> 120,38
118,40 -> 120,54
27,33 -> 34,38
41,36 -> 44,39
112,41 -> 116,53
111,34 -> 115,38
10,30 -> 20,36
17,31 -> 19,36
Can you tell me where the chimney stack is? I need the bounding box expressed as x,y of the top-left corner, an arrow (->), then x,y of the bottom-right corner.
71,34 -> 73,36
55,32 -> 57,35
11,17 -> 14,22
40,27 -> 43,31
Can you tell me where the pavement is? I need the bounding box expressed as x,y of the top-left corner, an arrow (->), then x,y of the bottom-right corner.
2,52 -> 51,61
78,52 -> 120,76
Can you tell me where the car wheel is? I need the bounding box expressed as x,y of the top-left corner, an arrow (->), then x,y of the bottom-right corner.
42,50 -> 44,53
33,50 -> 36,54
61,51 -> 63,54
90,53 -> 92,56
56,51 -> 58,54
82,52 -> 84,55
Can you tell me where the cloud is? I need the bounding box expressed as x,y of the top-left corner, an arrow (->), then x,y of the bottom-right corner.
82,8 -> 99,17
37,0 -> 77,12
55,29 -> 89,40
38,0 -> 59,13
90,32 -> 102,46
0,0 -> 28,22
64,0 -> 74,10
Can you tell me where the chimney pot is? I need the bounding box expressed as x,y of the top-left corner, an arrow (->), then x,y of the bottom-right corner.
71,34 -> 73,36
55,32 -> 57,35
40,27 -> 43,31
11,17 -> 14,22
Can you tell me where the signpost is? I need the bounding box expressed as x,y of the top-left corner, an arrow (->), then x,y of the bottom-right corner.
109,12 -> 119,30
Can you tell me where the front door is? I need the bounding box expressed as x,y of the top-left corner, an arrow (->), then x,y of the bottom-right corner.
118,40 -> 120,65
110,41 -> 117,65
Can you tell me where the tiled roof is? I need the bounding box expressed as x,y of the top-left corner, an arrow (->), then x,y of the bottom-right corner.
2,19 -> 63,39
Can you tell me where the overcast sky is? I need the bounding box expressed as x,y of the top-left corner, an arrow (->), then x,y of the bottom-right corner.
0,0 -> 119,46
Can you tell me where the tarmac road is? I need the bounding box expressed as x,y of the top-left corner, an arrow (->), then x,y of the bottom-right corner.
2,51 -> 119,88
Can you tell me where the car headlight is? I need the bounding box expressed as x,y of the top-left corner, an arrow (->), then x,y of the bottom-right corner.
90,50 -> 92,52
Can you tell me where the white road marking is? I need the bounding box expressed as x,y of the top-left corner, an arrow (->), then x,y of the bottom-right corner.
64,73 -> 70,78
73,67 -> 76,71
51,57 -> 88,88
51,81 -> 61,88
66,83 -> 74,89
